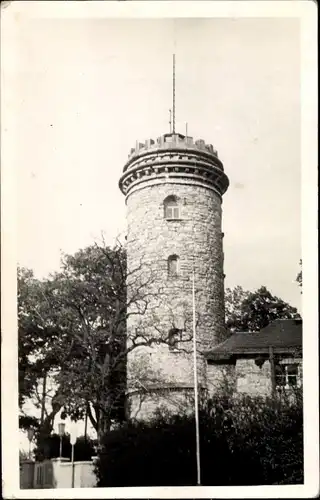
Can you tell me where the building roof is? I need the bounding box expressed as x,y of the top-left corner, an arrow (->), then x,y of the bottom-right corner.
205,318 -> 302,361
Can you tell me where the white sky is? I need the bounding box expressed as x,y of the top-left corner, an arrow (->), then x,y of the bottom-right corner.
12,17 -> 301,309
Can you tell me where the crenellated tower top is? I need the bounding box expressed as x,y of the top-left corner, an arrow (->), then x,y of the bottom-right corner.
119,132 -> 229,199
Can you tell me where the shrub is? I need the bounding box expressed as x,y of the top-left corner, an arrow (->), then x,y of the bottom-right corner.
34,434 -> 97,462
95,391 -> 303,487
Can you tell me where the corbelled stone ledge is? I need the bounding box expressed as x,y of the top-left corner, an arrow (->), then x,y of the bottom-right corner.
119,133 -> 229,198
127,382 -> 207,396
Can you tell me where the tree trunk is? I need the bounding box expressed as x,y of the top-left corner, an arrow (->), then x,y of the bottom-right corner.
97,409 -> 111,450
84,403 -> 88,442
40,372 -> 47,427
36,393 -> 63,461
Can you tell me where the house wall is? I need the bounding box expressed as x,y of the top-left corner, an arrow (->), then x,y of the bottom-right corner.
21,459 -> 97,489
235,358 -> 272,396
206,356 -> 303,398
73,461 -> 97,488
206,362 -> 236,397
51,459 -> 96,489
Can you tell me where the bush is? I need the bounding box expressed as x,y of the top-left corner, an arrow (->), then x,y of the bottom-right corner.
34,434 -> 97,462
95,391 -> 303,487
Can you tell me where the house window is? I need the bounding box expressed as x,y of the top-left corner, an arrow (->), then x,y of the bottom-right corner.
164,195 -> 180,220
168,328 -> 181,350
168,255 -> 179,277
275,363 -> 299,389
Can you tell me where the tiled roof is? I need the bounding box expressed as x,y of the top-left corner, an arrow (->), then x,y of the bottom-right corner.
205,319 -> 302,360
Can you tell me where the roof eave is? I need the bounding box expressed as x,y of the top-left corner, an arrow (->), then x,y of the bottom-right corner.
206,346 -> 302,361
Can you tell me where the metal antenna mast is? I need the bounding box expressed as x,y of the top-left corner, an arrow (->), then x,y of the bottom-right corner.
172,53 -> 176,134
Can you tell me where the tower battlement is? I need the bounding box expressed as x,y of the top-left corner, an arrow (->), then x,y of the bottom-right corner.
120,132 -> 228,199
127,133 -> 219,161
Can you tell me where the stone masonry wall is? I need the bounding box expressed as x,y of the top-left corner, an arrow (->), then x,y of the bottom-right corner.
129,388 -> 196,421
206,362 -> 236,397
235,358 -> 272,396
125,181 -> 227,402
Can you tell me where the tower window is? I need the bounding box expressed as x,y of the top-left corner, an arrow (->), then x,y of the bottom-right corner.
168,255 -> 179,277
164,195 -> 180,220
168,328 -> 182,350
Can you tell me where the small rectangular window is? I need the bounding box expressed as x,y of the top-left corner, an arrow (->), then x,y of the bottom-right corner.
166,207 -> 173,219
275,363 -> 299,388
168,328 -> 181,350
165,206 -> 180,219
287,364 -> 298,386
173,207 -> 180,219
164,196 -> 180,220
168,257 -> 178,276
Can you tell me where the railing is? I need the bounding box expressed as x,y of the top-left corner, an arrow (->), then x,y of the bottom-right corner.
34,460 -> 54,488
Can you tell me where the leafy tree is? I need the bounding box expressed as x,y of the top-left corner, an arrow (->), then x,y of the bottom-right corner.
18,267 -> 46,408
225,285 -> 300,333
225,286 -> 250,332
19,240 -> 183,447
49,241 -> 190,444
18,267 -> 66,437
33,434 -> 97,462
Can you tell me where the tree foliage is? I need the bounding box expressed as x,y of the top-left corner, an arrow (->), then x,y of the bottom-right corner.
18,241 -> 181,446
19,244 -> 128,442
225,285 -> 300,333
33,434 -> 97,462
95,392 -> 303,486
18,266 -> 66,437
18,267 -> 56,407
47,243 -> 128,440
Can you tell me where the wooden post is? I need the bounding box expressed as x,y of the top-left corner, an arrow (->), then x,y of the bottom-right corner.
269,346 -> 276,397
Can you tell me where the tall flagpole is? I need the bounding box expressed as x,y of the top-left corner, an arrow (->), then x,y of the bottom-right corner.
192,266 -> 201,485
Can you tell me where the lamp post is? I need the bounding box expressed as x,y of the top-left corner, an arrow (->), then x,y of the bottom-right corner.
70,426 -> 77,488
27,428 -> 34,460
58,422 -> 65,460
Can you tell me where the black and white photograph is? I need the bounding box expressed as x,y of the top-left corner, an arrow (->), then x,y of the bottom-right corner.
1,1 -> 318,497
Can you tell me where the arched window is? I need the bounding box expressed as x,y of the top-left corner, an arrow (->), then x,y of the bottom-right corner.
168,255 -> 179,277
164,195 -> 180,220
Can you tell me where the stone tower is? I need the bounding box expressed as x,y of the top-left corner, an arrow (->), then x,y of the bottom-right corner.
119,132 -> 229,419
